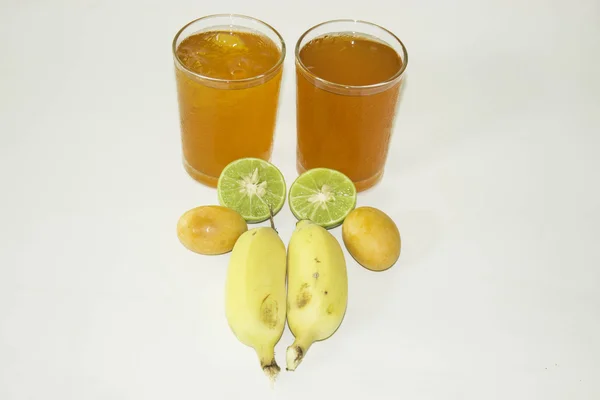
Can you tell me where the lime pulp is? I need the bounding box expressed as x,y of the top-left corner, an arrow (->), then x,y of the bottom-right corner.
217,158 -> 286,223
288,168 -> 357,229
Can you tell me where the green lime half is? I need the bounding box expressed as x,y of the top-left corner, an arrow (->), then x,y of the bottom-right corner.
288,168 -> 357,229
217,158 -> 286,223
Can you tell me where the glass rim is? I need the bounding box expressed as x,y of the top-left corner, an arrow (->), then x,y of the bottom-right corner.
172,14 -> 286,84
295,19 -> 408,91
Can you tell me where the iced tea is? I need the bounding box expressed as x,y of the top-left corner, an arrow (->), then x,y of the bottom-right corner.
173,16 -> 284,187
296,21 -> 407,191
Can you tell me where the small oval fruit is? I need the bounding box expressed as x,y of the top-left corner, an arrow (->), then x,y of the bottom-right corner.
342,206 -> 400,271
177,205 -> 247,255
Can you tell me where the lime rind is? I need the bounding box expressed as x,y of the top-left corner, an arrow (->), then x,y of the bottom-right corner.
288,168 -> 357,229
217,158 -> 286,223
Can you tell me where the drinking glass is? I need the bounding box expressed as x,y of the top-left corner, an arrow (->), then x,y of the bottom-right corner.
173,14 -> 285,187
295,20 -> 408,191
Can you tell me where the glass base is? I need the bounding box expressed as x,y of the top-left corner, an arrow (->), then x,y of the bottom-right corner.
183,159 -> 218,188
296,161 -> 383,192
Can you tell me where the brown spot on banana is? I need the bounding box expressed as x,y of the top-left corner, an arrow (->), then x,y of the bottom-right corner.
293,347 -> 303,363
296,283 -> 312,308
260,294 -> 279,328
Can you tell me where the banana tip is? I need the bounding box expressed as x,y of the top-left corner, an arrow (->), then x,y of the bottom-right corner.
286,345 -> 303,371
262,361 -> 280,383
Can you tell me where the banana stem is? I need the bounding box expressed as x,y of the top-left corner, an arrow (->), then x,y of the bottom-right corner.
268,206 -> 277,233
256,346 -> 280,383
286,337 -> 313,371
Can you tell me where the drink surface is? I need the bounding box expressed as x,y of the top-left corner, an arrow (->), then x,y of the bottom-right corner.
298,33 -> 402,86
177,30 -> 281,80
296,33 -> 403,192
175,30 -> 282,187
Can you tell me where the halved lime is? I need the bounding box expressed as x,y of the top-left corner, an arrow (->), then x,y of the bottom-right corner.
217,158 -> 286,223
288,168 -> 357,229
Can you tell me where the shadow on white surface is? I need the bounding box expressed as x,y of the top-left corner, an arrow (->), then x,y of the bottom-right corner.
397,209 -> 442,268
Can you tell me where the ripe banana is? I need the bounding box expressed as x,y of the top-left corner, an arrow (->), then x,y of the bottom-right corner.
225,227 -> 287,382
286,220 -> 348,371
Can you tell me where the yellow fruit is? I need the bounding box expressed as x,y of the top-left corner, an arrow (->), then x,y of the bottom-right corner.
177,205 -> 247,255
342,206 -> 400,271
286,220 -> 348,371
225,227 -> 287,382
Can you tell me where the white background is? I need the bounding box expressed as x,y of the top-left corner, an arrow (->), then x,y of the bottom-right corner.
1,0 -> 599,398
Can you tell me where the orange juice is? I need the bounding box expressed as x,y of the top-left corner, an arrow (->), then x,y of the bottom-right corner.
174,24 -> 283,187
296,26 -> 406,192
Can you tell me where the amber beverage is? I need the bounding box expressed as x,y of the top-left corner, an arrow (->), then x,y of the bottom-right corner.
173,15 -> 285,187
296,20 -> 408,191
